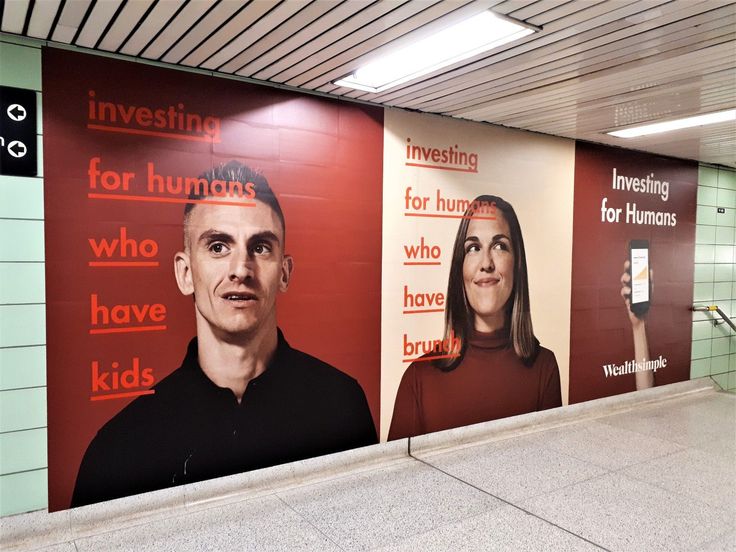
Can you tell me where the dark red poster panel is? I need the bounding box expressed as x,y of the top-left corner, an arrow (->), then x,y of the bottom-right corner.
569,142 -> 697,403
43,49 -> 383,511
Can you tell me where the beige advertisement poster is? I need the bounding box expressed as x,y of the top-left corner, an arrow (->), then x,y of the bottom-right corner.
381,109 -> 575,441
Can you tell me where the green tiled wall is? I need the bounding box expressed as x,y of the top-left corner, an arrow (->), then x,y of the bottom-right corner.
691,165 -> 736,391
0,470 -> 47,516
0,38 -> 47,517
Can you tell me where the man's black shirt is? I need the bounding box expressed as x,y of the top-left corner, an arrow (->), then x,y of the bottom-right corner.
72,331 -> 377,507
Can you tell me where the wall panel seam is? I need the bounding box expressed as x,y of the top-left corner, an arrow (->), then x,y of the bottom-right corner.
0,344 -> 46,349
0,425 -> 47,435
0,467 -> 47,478
0,386 -> 46,393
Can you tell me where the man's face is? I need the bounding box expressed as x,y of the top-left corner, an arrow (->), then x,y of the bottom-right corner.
174,200 -> 292,341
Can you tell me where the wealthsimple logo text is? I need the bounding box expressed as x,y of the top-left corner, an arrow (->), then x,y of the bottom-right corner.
405,138 -> 478,173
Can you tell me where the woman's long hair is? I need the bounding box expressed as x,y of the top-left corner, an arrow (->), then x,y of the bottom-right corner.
436,194 -> 537,371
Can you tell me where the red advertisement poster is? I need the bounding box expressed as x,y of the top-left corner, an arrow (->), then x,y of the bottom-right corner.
569,142 -> 697,403
43,49 -> 383,511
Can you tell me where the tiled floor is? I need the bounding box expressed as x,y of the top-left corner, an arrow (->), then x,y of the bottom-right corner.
31,391 -> 736,551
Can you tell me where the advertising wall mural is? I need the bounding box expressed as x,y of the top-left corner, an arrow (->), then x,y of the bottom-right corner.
41,48 -> 700,511
380,109 -> 575,441
569,142 -> 697,403
43,49 -> 383,511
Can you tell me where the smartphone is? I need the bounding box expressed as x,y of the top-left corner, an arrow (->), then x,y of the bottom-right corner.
628,239 -> 650,316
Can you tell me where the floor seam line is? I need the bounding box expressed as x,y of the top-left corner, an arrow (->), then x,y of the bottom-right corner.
609,447 -> 688,474
408,453 -> 612,552
274,494 -> 348,551
614,469 -> 736,518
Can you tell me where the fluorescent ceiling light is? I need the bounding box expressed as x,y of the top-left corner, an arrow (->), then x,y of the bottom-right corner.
608,109 -> 736,138
334,11 -> 535,93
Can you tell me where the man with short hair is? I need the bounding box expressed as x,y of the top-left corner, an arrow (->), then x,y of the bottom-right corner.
72,161 -> 377,507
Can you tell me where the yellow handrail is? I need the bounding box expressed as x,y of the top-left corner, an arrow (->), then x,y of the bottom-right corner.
692,305 -> 736,331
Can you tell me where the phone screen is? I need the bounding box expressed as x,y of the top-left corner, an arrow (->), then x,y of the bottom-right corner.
630,246 -> 649,304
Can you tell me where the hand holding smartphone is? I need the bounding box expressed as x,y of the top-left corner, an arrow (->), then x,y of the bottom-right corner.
628,239 -> 651,317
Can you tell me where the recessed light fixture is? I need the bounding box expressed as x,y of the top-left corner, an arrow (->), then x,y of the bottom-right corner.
608,109 -> 736,138
334,11 -> 537,93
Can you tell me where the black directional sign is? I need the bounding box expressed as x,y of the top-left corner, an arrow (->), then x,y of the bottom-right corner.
0,86 -> 37,176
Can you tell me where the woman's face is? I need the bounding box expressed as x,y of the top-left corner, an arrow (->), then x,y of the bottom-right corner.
462,211 -> 515,332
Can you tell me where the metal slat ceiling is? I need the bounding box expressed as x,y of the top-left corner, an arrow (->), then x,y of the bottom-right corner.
363,0 -> 681,105
119,1 -> 186,56
2,0 -> 734,167
96,0 -> 155,52
381,2 -> 733,110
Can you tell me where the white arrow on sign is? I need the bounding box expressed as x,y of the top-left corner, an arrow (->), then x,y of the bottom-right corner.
8,140 -> 27,158
7,104 -> 27,122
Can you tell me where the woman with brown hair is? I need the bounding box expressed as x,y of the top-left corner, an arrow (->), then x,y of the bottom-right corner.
389,194 -> 561,439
